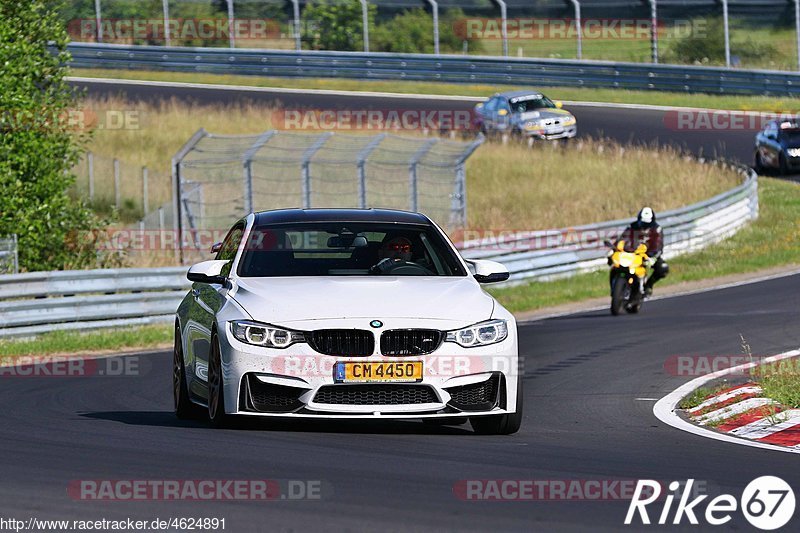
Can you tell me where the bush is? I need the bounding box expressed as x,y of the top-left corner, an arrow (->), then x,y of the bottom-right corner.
0,0 -> 104,271
302,0 -> 375,51
373,8 -> 482,55
665,17 -> 778,66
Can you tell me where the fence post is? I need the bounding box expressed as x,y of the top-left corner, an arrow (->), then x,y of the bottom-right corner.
451,134 -> 485,228
301,133 -> 333,208
359,0 -> 370,52
242,131 -> 276,214
292,0 -> 301,51
94,0 -> 102,42
795,0 -> 800,71
227,0 -> 235,48
493,0 -> 508,57
426,0 -> 440,55
570,0 -> 581,60
721,0 -> 730,67
408,139 -> 437,213
158,207 -> 165,232
113,158 -> 120,209
162,0 -> 170,46
356,133 -> 386,208
172,128 -> 208,264
12,234 -> 18,275
649,0 -> 658,64
142,166 -> 149,215
87,151 -> 94,201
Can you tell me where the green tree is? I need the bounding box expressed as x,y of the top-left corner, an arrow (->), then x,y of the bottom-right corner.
302,0 -> 375,51
665,17 -> 777,66
0,0 -> 101,271
373,8 -> 482,54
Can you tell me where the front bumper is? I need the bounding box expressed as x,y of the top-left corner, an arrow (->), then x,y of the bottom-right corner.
524,125 -> 577,140
217,320 -> 520,419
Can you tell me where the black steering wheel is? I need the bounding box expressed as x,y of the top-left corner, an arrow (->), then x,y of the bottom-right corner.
371,259 -> 434,276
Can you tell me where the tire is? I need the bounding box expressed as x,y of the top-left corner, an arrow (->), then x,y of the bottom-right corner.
610,277 -> 626,316
779,153 -> 789,176
470,377 -> 523,435
754,151 -> 765,174
173,327 -> 202,419
207,332 -> 232,428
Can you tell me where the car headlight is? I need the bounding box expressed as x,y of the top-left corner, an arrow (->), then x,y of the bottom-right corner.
787,148 -> 800,158
230,320 -> 305,348
561,116 -> 576,126
445,319 -> 508,348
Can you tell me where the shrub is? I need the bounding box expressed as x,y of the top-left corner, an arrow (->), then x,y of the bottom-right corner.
0,0 -> 104,271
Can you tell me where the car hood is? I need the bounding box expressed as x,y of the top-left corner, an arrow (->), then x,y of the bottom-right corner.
517,108 -> 572,121
231,276 -> 495,325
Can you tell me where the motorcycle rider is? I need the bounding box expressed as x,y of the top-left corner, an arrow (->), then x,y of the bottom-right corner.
618,207 -> 669,296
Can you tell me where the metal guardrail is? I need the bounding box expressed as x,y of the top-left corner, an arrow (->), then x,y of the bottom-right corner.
460,164 -> 758,285
67,42 -> 800,96
0,267 -> 189,338
0,165 -> 756,337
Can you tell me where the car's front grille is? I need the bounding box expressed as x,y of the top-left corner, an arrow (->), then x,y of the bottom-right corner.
445,374 -> 500,412
380,329 -> 444,356
313,384 -> 438,405
308,329 -> 374,356
242,375 -> 305,413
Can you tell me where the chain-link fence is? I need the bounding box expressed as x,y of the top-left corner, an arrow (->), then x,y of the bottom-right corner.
62,1 -> 800,71
0,235 -> 19,275
172,129 -> 482,258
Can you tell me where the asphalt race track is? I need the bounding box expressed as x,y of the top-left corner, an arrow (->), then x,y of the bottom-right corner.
0,80 -> 792,530
2,275 -> 800,530
73,78 -> 759,165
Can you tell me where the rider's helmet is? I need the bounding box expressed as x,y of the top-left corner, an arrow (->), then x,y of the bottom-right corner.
637,206 -> 655,226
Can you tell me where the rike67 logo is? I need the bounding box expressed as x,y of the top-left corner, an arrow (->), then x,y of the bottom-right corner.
625,477 -> 795,530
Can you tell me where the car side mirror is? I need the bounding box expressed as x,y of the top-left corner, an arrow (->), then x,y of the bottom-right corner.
187,259 -> 230,285
211,242 -> 222,254
468,259 -> 510,284
555,101 -> 563,109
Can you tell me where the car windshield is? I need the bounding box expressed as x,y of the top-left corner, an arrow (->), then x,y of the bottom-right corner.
237,222 -> 467,277
781,129 -> 800,142
509,95 -> 555,113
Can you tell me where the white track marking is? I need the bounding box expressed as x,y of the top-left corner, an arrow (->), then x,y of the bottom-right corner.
695,397 -> 775,426
653,350 -> 800,454
731,410 -> 800,439
687,386 -> 762,414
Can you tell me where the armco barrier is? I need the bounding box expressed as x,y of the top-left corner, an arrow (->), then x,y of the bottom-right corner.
0,166 -> 756,337
460,164 -> 758,285
0,267 -> 189,338
67,42 -> 800,96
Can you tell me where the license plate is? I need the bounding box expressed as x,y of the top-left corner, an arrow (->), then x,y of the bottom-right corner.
333,362 -> 423,383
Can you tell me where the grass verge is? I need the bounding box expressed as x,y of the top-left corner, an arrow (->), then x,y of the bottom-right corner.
489,177 -> 800,313
755,360 -> 800,408
0,324 -> 172,358
71,67 -> 800,112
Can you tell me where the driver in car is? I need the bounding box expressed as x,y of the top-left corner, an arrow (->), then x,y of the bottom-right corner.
370,236 -> 414,274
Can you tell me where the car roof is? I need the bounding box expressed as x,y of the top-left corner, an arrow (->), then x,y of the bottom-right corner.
252,208 -> 431,226
495,89 -> 545,99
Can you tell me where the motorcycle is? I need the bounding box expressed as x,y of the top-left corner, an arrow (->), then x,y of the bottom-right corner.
606,240 -> 650,316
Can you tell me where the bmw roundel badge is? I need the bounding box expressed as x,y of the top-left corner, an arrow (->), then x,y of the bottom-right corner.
370,320 -> 383,328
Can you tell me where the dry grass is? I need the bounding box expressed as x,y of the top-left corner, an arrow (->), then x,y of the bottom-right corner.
77,96 -> 740,232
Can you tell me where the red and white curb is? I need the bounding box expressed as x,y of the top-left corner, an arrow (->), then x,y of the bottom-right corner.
654,349 -> 800,454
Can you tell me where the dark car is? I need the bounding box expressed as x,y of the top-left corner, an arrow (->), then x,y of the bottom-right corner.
754,120 -> 800,175
473,90 -> 577,140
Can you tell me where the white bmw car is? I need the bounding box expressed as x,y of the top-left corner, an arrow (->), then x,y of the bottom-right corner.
173,209 -> 522,434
